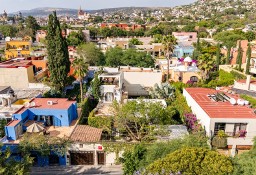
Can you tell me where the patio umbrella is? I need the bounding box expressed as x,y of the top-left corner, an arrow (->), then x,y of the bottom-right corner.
27,123 -> 44,133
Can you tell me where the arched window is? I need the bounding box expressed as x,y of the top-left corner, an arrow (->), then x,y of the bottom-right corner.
190,76 -> 198,82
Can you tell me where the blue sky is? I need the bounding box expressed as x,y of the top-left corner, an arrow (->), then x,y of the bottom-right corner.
0,0 -> 196,13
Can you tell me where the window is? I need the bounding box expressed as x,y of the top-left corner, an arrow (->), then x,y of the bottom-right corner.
234,123 -> 247,133
79,144 -> 83,148
190,76 -> 199,82
214,123 -> 226,135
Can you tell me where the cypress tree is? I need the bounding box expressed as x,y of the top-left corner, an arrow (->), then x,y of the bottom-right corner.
216,43 -> 221,70
46,12 -> 70,92
237,41 -> 243,71
245,43 -> 252,74
226,46 -> 231,65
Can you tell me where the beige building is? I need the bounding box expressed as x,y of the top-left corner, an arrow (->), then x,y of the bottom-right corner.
0,59 -> 47,89
159,56 -> 201,83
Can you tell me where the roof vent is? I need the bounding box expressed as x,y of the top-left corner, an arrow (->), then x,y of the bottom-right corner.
47,101 -> 53,105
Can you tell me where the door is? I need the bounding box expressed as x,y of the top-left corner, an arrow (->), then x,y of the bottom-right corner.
70,151 -> 94,165
49,154 -> 59,166
97,152 -> 105,165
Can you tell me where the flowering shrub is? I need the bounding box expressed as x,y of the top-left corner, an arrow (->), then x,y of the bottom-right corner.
184,113 -> 202,132
239,130 -> 247,137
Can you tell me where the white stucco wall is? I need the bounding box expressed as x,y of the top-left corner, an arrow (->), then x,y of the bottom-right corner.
183,89 -> 211,136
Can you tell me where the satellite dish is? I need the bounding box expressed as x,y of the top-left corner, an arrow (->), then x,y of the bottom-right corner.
216,87 -> 220,90
24,102 -> 30,108
237,99 -> 245,106
244,100 -> 250,105
30,102 -> 36,107
230,98 -> 237,105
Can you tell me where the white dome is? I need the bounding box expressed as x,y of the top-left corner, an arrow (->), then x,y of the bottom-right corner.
184,56 -> 192,62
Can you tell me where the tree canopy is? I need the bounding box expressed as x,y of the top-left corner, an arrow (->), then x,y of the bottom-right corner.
146,147 -> 233,175
77,43 -> 105,66
105,48 -> 154,67
112,100 -> 180,142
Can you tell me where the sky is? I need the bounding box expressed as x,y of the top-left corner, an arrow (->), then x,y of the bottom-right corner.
0,0 -> 196,13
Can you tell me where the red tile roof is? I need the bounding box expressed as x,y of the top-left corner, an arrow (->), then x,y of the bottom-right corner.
16,98 -> 76,114
70,125 -> 102,143
7,120 -> 21,127
185,88 -> 256,119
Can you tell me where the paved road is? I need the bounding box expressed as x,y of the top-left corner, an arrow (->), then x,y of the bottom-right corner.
30,165 -> 123,175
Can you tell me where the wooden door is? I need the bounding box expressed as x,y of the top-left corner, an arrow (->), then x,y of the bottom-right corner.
97,152 -> 105,165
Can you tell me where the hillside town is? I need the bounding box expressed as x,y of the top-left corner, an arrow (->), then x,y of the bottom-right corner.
1,0 -> 256,174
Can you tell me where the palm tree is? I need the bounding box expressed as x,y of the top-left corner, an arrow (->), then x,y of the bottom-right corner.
197,53 -> 215,80
161,35 -> 177,82
72,58 -> 88,101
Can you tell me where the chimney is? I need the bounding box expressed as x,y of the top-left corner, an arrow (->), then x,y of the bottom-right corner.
246,75 -> 251,90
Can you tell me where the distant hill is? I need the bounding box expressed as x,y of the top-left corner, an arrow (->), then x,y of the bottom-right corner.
11,7 -> 164,17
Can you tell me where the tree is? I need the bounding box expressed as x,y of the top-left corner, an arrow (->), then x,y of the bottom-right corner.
245,31 -> 255,42
197,53 -> 215,80
146,147 -> 233,175
16,28 -> 33,38
122,49 -> 154,67
216,43 -> 221,70
112,100 -> 180,142
226,46 -> 231,65
72,58 -> 88,101
105,47 -> 123,67
0,25 -> 17,37
77,43 -> 105,66
128,38 -> 143,47
91,74 -> 101,100
25,16 -> 40,39
100,27 -> 112,38
0,147 -> 33,175
46,11 -> 70,92
122,144 -> 147,175
233,139 -> 256,175
152,34 -> 163,43
236,41 -> 243,71
161,35 -> 177,82
0,119 -> 7,137
121,133 -> 209,174
245,43 -> 251,74
67,29 -> 85,46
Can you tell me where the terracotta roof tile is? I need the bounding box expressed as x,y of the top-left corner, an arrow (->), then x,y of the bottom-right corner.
70,125 -> 102,143
16,98 -> 76,114
7,120 -> 21,127
185,88 -> 256,119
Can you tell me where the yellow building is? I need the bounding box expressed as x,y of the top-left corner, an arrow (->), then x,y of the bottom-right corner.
5,39 -> 31,59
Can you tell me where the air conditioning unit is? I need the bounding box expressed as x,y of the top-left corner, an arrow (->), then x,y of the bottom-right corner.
47,101 -> 53,105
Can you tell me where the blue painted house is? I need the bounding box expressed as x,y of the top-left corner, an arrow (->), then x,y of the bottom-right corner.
2,98 -> 78,166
